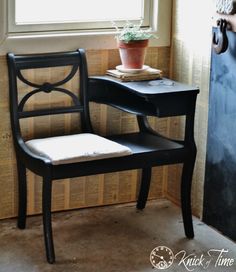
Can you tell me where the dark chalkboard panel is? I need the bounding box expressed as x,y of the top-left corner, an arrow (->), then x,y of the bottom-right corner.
203,29 -> 236,241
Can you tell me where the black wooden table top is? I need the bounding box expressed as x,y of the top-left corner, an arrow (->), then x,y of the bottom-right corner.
90,76 -> 199,97
88,76 -> 199,117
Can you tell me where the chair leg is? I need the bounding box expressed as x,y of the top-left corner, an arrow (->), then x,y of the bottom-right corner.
42,177 -> 55,264
136,168 -> 152,210
17,160 -> 27,229
181,156 -> 196,239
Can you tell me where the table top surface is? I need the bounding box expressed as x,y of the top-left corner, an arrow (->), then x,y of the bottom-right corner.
90,76 -> 200,96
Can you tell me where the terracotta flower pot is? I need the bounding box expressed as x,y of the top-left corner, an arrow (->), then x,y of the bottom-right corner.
118,40 -> 149,69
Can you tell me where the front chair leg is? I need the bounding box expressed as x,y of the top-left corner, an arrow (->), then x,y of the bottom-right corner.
42,177 -> 55,264
181,156 -> 196,239
17,160 -> 27,229
137,168 -> 152,210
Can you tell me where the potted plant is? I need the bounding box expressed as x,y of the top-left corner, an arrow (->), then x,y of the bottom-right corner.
113,21 -> 155,70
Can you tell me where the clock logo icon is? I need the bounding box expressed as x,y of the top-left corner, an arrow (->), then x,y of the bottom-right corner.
150,246 -> 174,269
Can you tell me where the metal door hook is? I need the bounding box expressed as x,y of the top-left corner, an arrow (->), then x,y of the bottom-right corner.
212,19 -> 229,54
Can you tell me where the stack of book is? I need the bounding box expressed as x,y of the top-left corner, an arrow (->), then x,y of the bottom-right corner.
106,66 -> 163,82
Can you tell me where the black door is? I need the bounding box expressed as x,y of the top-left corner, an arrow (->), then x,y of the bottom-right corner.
203,29 -> 236,241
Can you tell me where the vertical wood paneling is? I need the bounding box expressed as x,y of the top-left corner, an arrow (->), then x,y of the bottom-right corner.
170,0 -> 212,217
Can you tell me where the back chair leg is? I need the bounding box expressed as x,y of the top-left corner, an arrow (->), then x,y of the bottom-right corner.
136,167 -> 152,210
181,155 -> 196,239
42,177 -> 55,264
17,159 -> 27,229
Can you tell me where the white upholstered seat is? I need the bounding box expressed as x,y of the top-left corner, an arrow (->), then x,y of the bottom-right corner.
26,133 -> 132,165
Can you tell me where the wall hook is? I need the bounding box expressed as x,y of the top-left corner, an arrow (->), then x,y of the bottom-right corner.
212,19 -> 229,54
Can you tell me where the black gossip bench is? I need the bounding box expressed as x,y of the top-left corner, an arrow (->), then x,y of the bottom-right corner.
7,50 -> 199,263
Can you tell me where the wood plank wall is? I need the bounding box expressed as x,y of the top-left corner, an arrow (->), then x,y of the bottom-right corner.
0,47 -> 172,219
169,0 -> 212,217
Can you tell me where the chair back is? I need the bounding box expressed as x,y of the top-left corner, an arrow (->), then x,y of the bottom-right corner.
7,49 -> 93,144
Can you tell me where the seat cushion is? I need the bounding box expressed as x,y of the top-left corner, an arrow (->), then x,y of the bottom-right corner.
26,133 -> 132,165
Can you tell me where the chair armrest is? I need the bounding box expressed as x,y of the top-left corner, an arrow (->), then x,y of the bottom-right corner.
15,136 -> 52,173
88,76 -> 156,116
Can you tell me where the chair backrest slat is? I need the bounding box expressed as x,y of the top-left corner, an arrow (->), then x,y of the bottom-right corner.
18,105 -> 84,119
14,51 -> 80,70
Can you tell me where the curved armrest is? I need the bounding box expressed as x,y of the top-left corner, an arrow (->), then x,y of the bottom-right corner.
88,76 -> 158,116
15,136 -> 52,174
